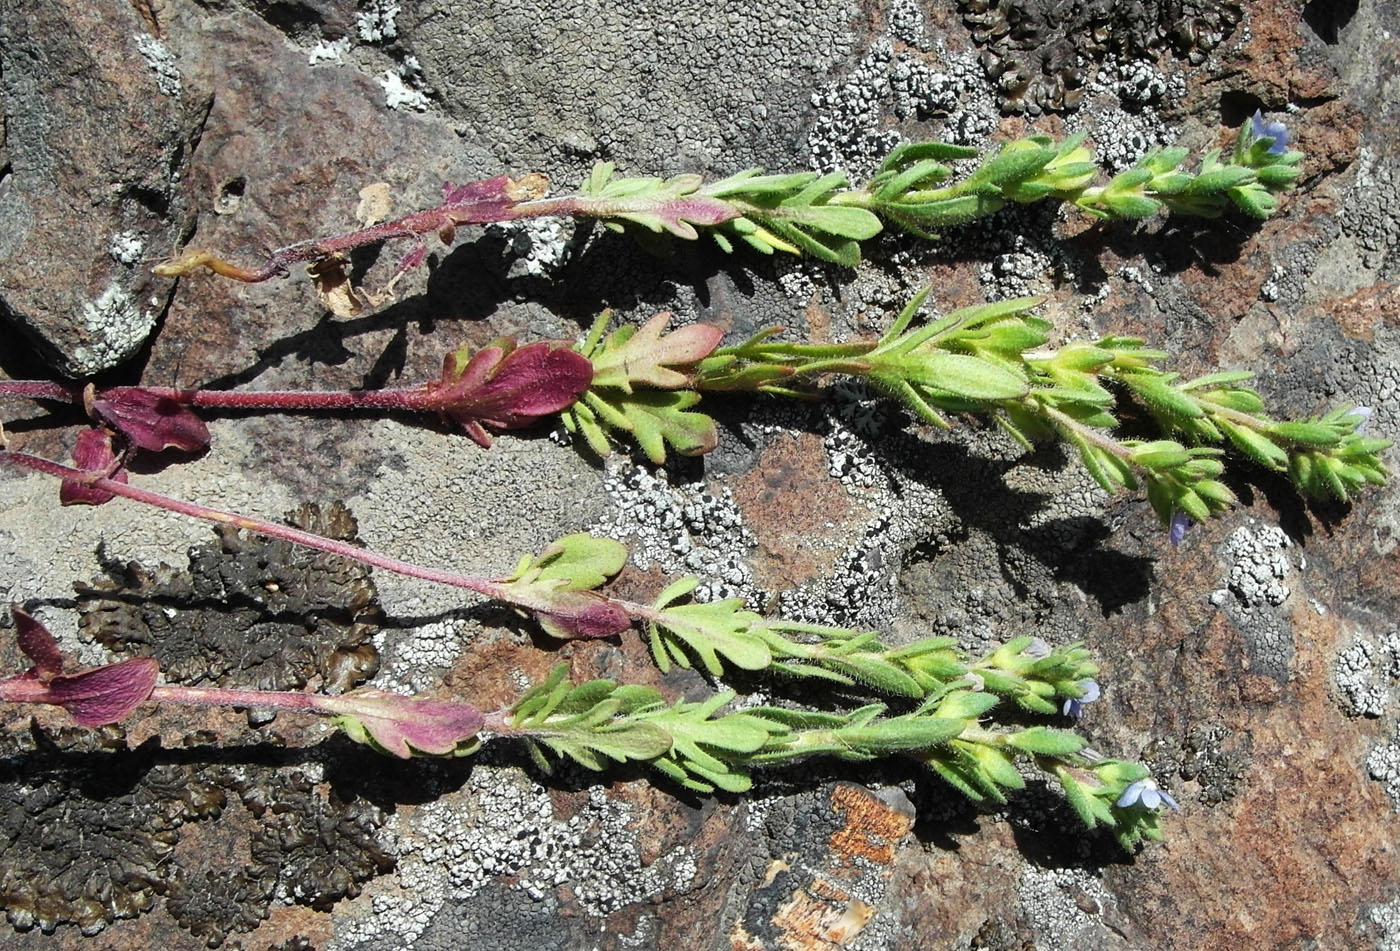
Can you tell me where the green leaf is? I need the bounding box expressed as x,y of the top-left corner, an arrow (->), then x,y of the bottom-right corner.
1058,769 -> 1115,829
965,141 -> 1055,189
581,388 -> 718,464
874,158 -> 954,200
587,312 -> 725,390
1129,440 -> 1192,470
1218,418 -> 1289,470
837,714 -> 964,752
1102,192 -> 1163,218
817,655 -> 925,698
1188,166 -> 1256,193
777,204 -> 882,240
649,598 -> 772,676
877,141 -> 979,171
1267,421 -> 1344,448
1005,727 -> 1087,756
1121,373 -> 1206,420
888,352 -> 1029,401
504,533 -> 628,591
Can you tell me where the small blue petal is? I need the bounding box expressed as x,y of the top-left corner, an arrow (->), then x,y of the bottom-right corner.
1116,777 -> 1179,811
1062,679 -> 1100,719
1116,779 -> 1147,808
1250,109 -> 1290,155
1169,511 -> 1194,548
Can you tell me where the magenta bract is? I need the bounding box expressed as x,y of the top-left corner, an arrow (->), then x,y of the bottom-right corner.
59,427 -> 126,506
4,608 -> 158,726
419,339 -> 594,447
90,387 -> 211,453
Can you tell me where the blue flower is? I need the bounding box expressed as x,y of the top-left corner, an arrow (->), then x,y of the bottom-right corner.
1062,679 -> 1100,719
1022,637 -> 1052,659
1116,777 -> 1180,811
1168,511 -> 1194,548
1351,405 -> 1374,435
1250,110 -> 1290,155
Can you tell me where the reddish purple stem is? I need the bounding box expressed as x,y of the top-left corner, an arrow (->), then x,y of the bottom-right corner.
0,450 -> 652,630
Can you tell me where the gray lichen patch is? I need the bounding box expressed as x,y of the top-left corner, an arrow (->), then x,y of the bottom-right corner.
69,281 -> 158,375
1145,723 -> 1249,806
344,422 -> 608,616
1205,521 -> 1301,687
1013,865 -> 1130,951
1220,523 -> 1293,609
1335,627 -> 1400,719
330,765 -> 699,950
404,0 -> 857,180
806,38 -> 998,178
75,502 -> 381,693
593,458 -> 757,604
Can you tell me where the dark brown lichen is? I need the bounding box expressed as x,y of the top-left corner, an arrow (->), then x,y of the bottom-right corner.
0,723 -> 228,936
76,501 -> 381,693
239,769 -> 395,911
1145,723 -> 1250,805
167,867 -> 276,948
958,0 -> 1244,113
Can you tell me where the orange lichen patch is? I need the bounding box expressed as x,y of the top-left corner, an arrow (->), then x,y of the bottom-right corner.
729,882 -> 875,951
826,783 -> 915,868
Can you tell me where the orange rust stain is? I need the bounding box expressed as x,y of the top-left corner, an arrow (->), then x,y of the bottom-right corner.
826,783 -> 914,868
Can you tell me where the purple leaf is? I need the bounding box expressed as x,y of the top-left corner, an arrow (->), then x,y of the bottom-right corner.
440,173 -> 548,220
4,608 -> 158,725
90,387 -> 211,453
59,427 -> 126,506
533,591 -> 633,639
319,690 -> 485,758
45,659 -> 160,726
12,607 -> 66,680
416,340 -> 594,446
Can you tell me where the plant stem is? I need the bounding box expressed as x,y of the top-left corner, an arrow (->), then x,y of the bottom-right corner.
0,449 -> 666,632
0,381 -> 82,402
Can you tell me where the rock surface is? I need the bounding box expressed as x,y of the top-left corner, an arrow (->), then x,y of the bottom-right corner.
1,0 -> 1399,949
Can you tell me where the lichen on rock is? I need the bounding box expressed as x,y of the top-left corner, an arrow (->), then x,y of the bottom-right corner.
76,502 -> 382,693
958,0 -> 1243,112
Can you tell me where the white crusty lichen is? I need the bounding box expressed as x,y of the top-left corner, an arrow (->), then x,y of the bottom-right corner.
356,0 -> 400,43
1335,629 -> 1400,718
593,458 -> 757,603
1221,523 -> 1293,608
1015,865 -> 1124,951
380,68 -> 430,112
134,34 -> 181,97
70,281 -> 156,375
107,231 -> 145,266
308,37 -> 353,65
